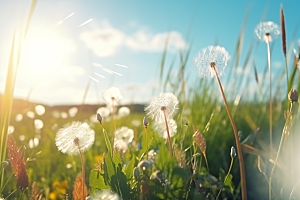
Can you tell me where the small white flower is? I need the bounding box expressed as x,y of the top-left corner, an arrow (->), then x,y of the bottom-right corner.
195,45 -> 230,77
114,126 -> 134,144
145,92 -> 179,123
154,118 -> 177,139
255,21 -> 280,42
55,121 -> 95,156
103,87 -> 123,105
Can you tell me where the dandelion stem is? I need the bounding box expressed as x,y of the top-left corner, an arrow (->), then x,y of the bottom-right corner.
216,157 -> 234,199
162,109 -> 173,157
212,64 -> 247,200
144,126 -> 148,159
266,40 -> 273,160
269,103 -> 293,200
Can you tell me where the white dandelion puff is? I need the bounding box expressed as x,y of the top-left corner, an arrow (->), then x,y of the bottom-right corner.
97,107 -> 110,118
68,107 -> 78,117
55,121 -> 95,156
145,92 -> 178,123
26,111 -> 35,119
114,126 -> 134,144
255,21 -> 280,42
118,106 -> 130,117
15,114 -> 23,122
34,119 -> 44,130
103,87 -> 123,105
35,105 -> 46,116
194,45 -> 230,77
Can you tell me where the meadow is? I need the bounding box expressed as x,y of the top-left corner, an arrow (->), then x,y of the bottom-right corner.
1,1 -> 300,200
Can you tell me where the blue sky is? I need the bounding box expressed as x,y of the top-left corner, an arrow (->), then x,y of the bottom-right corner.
0,0 -> 299,105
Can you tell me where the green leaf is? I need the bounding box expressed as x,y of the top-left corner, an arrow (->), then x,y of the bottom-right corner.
113,151 -> 122,167
103,128 -> 112,156
89,170 -> 109,190
124,157 -> 135,180
111,164 -> 131,199
103,154 -> 115,184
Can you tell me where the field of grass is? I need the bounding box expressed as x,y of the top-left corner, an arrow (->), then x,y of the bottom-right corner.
1,1 -> 300,200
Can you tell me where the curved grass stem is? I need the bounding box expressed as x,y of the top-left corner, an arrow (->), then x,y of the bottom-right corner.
162,110 -> 173,157
212,64 -> 247,200
216,157 -> 234,199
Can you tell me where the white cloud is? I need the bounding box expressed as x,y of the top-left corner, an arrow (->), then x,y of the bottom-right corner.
80,20 -> 125,57
79,20 -> 188,57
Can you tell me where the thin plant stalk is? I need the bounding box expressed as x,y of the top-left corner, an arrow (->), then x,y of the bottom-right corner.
4,188 -> 17,200
162,109 -> 173,157
212,64 -> 247,200
266,40 -> 273,158
144,126 -> 148,159
216,156 -> 235,199
76,143 -> 86,198
269,103 -> 294,200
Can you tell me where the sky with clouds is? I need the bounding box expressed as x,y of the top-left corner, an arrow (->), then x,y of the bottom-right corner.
0,0 -> 300,105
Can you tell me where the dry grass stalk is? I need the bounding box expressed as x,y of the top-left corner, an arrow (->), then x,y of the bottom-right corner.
72,174 -> 87,200
29,182 -> 43,200
258,156 -> 266,174
193,129 -> 206,155
280,5 -> 286,57
7,134 -> 29,191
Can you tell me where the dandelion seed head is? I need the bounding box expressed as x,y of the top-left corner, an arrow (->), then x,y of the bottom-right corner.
34,119 -> 44,130
118,106 -> 130,117
195,45 -> 230,77
255,21 -> 280,42
15,114 -> 23,122
145,92 -> 179,123
154,118 -> 177,139
113,139 -> 128,153
55,121 -> 95,156
26,111 -> 35,119
103,87 -> 123,105
114,126 -> 134,144
35,105 -> 46,116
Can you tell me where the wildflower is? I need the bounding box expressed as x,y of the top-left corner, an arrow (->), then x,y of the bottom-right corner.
230,146 -> 237,159
55,121 -> 95,156
145,92 -> 178,123
7,134 -> 29,191
114,126 -> 134,144
35,105 -> 46,116
255,21 -> 280,43
143,116 -> 149,128
118,106 -> 130,117
103,87 -> 123,105
288,89 -> 298,103
68,107 -> 78,117
96,113 -> 102,124
194,45 -> 230,77
154,118 -> 177,139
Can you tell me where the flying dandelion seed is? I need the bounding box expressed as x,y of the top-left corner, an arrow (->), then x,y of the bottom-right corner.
88,75 -> 99,83
15,114 -> 23,122
94,72 -> 105,78
56,13 -> 74,25
26,111 -> 35,119
35,105 -> 45,116
78,18 -> 93,27
68,107 -> 78,118
34,119 -> 44,130
93,62 -> 123,76
115,64 -> 128,68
